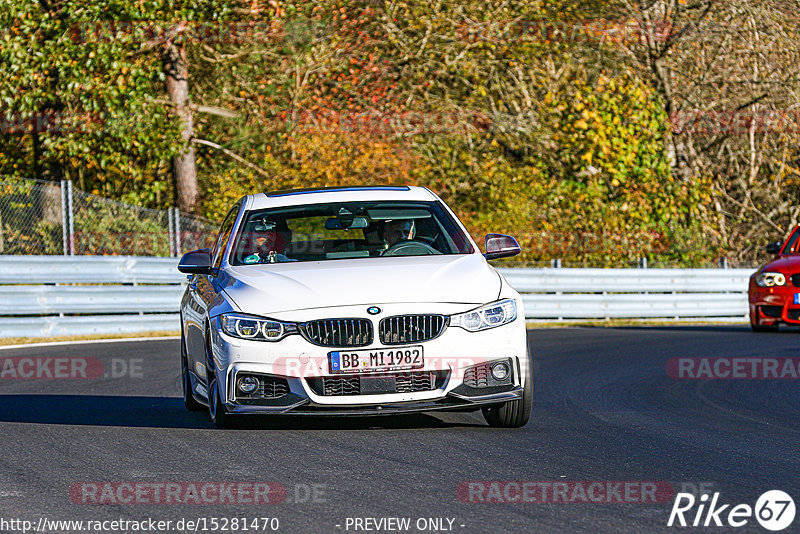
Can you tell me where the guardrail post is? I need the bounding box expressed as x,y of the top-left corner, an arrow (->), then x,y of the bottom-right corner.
67,180 -> 74,255
550,258 -> 561,268
60,180 -> 74,255
719,257 -> 728,269
173,207 -> 182,256
60,180 -> 68,256
638,257 -> 647,268
168,208 -> 175,257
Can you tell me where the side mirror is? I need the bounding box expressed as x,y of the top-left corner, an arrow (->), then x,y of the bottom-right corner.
484,233 -> 521,260
178,248 -> 213,274
765,241 -> 782,255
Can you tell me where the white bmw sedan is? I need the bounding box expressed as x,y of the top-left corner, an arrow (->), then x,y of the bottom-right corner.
178,186 -> 531,427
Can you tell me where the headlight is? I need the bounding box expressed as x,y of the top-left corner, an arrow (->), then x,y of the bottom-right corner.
450,299 -> 518,332
755,272 -> 786,287
219,313 -> 298,341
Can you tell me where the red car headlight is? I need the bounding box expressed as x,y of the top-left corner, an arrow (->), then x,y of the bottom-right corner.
755,272 -> 786,287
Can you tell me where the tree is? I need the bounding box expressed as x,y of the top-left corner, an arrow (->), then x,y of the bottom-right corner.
613,0 -> 800,262
163,23 -> 198,211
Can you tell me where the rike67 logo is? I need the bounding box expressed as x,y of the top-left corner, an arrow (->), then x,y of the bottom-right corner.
668,490 -> 795,531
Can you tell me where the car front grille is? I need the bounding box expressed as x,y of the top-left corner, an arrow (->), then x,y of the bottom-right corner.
788,310 -> 800,321
378,315 -> 448,345
300,318 -> 373,347
792,274 -> 800,287
306,371 -> 446,396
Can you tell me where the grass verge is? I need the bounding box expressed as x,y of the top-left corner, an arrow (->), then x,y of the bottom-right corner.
0,330 -> 180,346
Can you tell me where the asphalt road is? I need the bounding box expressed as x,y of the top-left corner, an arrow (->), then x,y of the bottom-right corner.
0,326 -> 798,534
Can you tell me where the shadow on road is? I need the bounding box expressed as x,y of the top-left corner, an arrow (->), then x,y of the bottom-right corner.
0,394 -> 486,430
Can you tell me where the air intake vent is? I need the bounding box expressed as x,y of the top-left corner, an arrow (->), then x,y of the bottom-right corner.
379,315 -> 447,345
301,318 -> 373,347
235,374 -> 289,400
306,371 -> 446,396
463,363 -> 490,388
792,274 -> 800,287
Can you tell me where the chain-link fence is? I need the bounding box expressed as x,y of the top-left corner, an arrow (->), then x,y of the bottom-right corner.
0,177 -> 760,267
0,178 -> 64,255
0,177 -> 218,257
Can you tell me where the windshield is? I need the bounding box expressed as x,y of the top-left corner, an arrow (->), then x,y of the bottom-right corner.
783,227 -> 800,254
230,201 -> 474,265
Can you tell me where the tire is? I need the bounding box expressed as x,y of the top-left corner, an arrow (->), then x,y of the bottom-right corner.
750,307 -> 779,332
182,356 -> 205,411
204,327 -> 233,427
482,349 -> 533,428
208,377 -> 233,428
181,331 -> 205,411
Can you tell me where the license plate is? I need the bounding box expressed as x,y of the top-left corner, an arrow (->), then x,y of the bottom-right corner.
329,346 -> 424,374
795,293 -> 800,305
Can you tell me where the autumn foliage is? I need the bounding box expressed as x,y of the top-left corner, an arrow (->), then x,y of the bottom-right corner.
2,0 -> 798,266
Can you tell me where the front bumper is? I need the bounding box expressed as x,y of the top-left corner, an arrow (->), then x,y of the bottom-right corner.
224,387 -> 524,416
199,302 -> 530,415
749,283 -> 800,324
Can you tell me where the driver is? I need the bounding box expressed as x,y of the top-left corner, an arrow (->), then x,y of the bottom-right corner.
243,219 -> 294,264
382,219 -> 416,248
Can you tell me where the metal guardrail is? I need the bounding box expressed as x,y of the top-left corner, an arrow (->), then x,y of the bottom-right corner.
499,268 -> 752,294
0,286 -> 184,314
0,256 -> 183,337
0,314 -> 181,338
501,269 -> 753,321
0,257 -> 754,338
498,268 -> 752,320
0,255 -> 183,284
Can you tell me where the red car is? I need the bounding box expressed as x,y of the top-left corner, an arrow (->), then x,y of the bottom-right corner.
749,224 -> 800,331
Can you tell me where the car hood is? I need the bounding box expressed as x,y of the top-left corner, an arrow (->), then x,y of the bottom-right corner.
759,254 -> 800,273
221,254 -> 501,315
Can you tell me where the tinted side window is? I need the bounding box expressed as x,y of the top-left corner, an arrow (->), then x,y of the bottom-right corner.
212,205 -> 240,269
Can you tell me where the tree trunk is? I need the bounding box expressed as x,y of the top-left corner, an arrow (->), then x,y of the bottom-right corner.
29,130 -> 63,225
163,38 -> 198,212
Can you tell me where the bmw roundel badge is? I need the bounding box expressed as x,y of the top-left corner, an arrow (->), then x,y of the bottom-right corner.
367,306 -> 381,315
